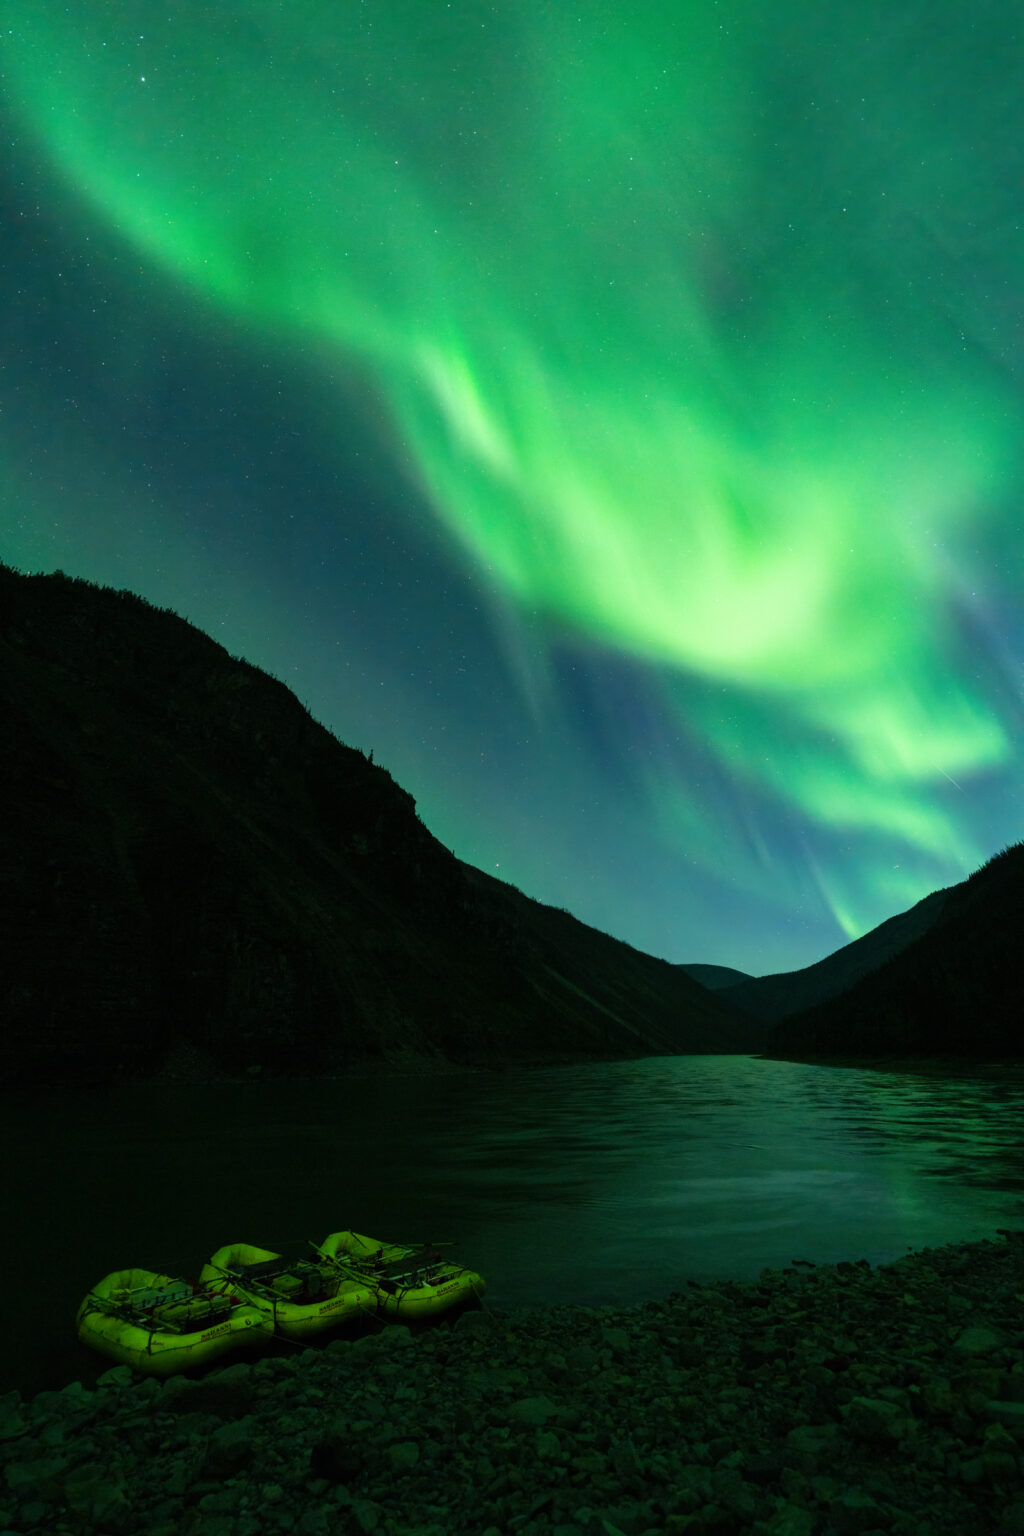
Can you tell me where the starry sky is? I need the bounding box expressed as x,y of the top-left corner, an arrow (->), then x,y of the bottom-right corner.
3,2 -> 1023,976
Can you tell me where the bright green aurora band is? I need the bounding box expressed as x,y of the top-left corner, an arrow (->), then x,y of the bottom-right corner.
5,2 -> 1022,950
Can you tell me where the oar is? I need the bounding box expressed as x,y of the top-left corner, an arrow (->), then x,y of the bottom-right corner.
84,1289 -> 130,1318
309,1239 -> 455,1265
307,1240 -> 387,1276
309,1239 -> 352,1265
204,1260 -> 258,1289
87,1289 -> 190,1333
204,1261 -> 236,1279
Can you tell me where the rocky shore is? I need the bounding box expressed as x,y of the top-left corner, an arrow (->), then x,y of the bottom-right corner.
2,1230 -> 1022,1536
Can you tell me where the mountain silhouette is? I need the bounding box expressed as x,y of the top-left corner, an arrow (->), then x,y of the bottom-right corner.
721,888 -> 952,1023
677,963 -> 754,991
0,565 -> 760,1087
760,844 -> 1024,1062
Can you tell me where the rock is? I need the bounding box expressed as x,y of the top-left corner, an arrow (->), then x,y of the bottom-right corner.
3,1456 -> 66,1502
310,1428 -> 366,1482
583,1517 -> 628,1536
603,1328 -> 632,1356
61,1465 -> 125,1519
840,1395 -> 914,1444
296,1508 -> 333,1536
984,1452 -> 1020,1484
953,1326 -> 1008,1355
453,1308 -> 502,1338
709,1467 -> 757,1519
163,1362 -> 257,1419
984,1397 -> 1023,1434
507,1395 -> 561,1425
350,1498 -> 384,1533
920,1379 -> 957,1417
377,1324 -> 415,1348
743,1451 -> 786,1486
742,1340 -> 789,1368
0,1393 -> 26,1442
96,1365 -> 134,1390
611,1437 -> 643,1481
784,1422 -> 839,1460
386,1440 -> 420,1471
566,1343 -> 600,1370
828,1489 -> 890,1533
204,1416 -> 259,1474
15,1502 -> 49,1532
3,1230 -> 1022,1536
754,1505 -> 816,1536
536,1429 -> 561,1461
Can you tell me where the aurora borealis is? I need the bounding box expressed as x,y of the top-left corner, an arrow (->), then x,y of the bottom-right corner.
3,3 -> 1023,972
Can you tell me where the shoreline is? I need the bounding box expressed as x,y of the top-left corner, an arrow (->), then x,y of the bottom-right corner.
6,1048 -> 1024,1097
754,1053 -> 1024,1079
3,1228 -> 1022,1535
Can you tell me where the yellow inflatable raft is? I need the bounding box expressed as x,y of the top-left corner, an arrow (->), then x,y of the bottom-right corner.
77,1268 -> 273,1377
200,1243 -> 378,1340
317,1230 -> 486,1320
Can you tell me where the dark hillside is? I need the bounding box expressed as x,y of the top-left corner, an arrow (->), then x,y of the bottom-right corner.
677,963 -> 753,991
723,887 -> 951,1023
762,843 -> 1024,1061
0,565 -> 756,1087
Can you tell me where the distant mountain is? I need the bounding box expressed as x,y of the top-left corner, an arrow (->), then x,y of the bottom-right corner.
761,844 -> 1024,1062
0,565 -> 759,1087
722,888 -> 952,1023
678,963 -> 754,991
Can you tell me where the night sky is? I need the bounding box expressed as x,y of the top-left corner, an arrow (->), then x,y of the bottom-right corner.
3,3 -> 1023,975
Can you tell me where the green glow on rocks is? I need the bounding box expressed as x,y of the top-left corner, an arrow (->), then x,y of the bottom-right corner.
5,2 -> 1020,938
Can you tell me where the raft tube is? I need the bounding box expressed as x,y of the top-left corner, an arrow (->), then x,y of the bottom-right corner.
77,1268 -> 273,1378
200,1243 -> 378,1340
318,1230 -> 486,1320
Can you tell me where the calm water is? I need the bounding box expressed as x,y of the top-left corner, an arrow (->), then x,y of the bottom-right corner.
4,1053 -> 1024,1398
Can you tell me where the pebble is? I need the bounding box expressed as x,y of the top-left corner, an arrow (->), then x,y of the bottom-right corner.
1,1230 -> 1022,1534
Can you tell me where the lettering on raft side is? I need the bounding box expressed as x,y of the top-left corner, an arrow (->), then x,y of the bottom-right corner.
318,1297 -> 355,1314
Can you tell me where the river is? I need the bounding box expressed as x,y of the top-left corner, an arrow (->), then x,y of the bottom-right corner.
4,1052 -> 1023,1398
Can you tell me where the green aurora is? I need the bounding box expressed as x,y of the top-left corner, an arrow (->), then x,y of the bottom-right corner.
4,1 -> 1023,956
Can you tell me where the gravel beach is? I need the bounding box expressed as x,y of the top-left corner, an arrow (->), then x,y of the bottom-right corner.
2,1229 -> 1022,1536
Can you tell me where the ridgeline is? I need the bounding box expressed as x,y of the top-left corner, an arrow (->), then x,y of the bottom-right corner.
759,843 -> 1024,1063
0,565 -> 760,1088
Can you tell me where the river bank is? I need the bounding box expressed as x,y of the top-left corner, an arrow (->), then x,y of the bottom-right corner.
752,1055 -> 1024,1082
2,1229 -> 1023,1536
